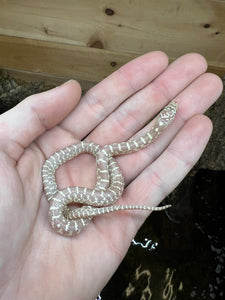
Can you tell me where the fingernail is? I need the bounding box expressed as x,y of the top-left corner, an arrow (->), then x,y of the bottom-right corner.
60,79 -> 74,87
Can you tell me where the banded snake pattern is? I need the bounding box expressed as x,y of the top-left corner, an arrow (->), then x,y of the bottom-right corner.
42,102 -> 177,236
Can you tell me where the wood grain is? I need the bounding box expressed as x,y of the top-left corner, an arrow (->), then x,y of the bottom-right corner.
0,0 -> 224,80
0,35 -> 136,82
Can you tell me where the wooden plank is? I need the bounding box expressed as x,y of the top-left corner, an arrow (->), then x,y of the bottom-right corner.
0,0 -> 224,68
0,35 -> 136,82
0,35 -> 224,83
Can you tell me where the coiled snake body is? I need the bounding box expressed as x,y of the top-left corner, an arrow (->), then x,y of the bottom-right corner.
42,102 -> 177,236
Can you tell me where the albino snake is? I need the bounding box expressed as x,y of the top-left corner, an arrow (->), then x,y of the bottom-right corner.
42,102 -> 177,237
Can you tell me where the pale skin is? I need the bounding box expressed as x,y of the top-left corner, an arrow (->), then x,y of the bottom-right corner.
0,52 -> 223,300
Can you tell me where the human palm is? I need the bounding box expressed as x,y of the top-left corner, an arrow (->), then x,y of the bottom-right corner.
0,52 -> 222,300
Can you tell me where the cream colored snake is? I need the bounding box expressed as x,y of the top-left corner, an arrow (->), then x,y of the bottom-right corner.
42,102 -> 177,237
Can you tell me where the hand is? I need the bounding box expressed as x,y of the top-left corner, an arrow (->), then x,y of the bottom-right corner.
0,52 -> 222,300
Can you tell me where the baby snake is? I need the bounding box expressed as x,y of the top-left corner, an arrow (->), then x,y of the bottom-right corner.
42,102 -> 177,237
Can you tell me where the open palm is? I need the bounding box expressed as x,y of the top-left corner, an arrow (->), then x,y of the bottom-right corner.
0,52 -> 222,300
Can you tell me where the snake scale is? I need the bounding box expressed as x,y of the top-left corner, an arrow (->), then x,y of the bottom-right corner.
42,102 -> 177,237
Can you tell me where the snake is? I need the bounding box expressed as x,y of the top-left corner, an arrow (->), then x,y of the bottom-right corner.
42,102 -> 177,237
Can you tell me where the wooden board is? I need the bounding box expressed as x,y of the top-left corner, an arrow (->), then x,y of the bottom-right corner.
0,0 -> 224,81
0,35 -> 136,82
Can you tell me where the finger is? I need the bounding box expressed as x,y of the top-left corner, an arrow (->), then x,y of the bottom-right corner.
94,115 -> 212,247
0,80 -> 81,161
87,53 -> 208,145
124,115 -> 213,209
60,51 -> 169,139
175,72 -> 223,117
116,72 -> 223,183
